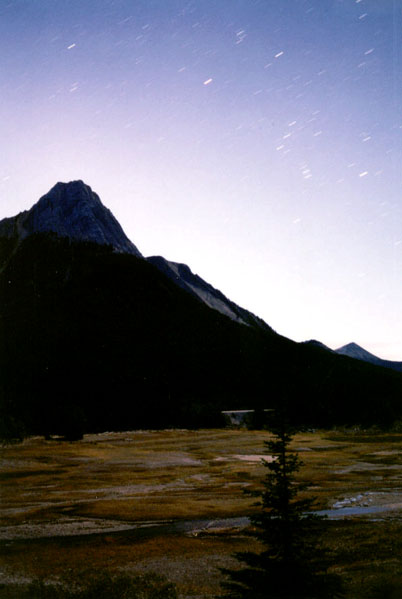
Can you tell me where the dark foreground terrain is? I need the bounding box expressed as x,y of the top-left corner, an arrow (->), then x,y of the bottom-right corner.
2,429 -> 402,597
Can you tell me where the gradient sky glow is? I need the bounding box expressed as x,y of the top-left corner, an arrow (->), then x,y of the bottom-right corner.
1,0 -> 402,359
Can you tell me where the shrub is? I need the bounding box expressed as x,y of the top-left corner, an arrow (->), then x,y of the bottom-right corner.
21,571 -> 177,599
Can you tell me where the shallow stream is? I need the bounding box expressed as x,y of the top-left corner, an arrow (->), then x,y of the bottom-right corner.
2,501 -> 401,542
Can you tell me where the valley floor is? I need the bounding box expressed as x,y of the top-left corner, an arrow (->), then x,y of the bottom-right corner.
2,428 -> 402,597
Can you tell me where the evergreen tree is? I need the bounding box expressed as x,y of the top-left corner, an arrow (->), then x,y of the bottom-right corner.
221,412 -> 343,599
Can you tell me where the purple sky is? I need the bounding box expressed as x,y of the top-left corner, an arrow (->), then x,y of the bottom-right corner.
1,0 -> 402,359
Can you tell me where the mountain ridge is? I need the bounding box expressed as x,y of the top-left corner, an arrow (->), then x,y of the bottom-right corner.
335,342 -> 402,373
0,180 -> 271,331
1,180 -> 402,437
147,255 -> 273,332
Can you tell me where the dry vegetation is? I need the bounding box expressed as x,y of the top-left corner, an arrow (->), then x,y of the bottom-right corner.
1,428 -> 402,597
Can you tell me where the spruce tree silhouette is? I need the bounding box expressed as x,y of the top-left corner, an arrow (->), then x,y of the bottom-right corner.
221,410 -> 343,599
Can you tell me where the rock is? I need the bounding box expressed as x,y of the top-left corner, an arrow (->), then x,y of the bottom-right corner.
0,180 -> 142,257
147,255 -> 273,331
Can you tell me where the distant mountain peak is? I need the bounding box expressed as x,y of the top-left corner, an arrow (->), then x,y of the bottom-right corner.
335,342 -> 402,373
339,342 -> 363,351
0,180 -> 142,257
336,342 -> 379,361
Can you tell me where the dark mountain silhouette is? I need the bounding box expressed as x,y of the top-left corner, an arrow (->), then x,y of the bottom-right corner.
302,340 -> 334,352
336,343 -> 402,373
1,181 -> 401,438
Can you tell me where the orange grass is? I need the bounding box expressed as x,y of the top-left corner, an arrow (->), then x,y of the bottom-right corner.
2,429 -> 402,597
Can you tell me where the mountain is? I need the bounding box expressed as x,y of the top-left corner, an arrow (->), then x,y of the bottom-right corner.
0,180 -> 269,329
148,256 -> 272,332
1,181 -> 401,438
302,340 -> 334,352
0,180 -> 142,257
335,343 -> 402,373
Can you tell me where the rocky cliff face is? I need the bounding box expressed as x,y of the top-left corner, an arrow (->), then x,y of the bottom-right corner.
147,255 -> 273,332
0,180 -> 142,257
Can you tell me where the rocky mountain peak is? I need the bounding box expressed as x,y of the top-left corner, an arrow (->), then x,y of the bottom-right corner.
0,180 -> 142,257
336,343 -> 376,361
335,342 -> 402,372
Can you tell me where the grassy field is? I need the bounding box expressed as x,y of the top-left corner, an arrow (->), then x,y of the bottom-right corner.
1,428 -> 402,597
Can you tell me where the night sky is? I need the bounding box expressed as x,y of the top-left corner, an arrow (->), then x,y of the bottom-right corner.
1,0 -> 402,359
